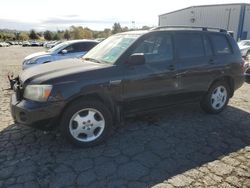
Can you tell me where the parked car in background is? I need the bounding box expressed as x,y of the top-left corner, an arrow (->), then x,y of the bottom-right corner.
49,41 -> 62,48
95,38 -> 106,42
44,41 -> 62,48
22,39 -> 99,69
22,41 -> 31,47
238,40 -> 250,59
30,41 -> 40,46
0,42 -> 10,47
11,27 -> 245,147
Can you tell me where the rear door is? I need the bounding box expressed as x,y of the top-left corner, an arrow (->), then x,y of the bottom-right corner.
174,32 -> 214,100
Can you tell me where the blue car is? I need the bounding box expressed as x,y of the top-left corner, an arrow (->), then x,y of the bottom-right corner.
22,39 -> 99,69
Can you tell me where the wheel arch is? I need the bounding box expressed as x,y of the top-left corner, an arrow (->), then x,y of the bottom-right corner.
58,92 -> 120,126
208,76 -> 235,98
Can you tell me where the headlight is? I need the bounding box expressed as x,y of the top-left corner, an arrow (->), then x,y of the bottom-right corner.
24,85 -> 52,102
26,58 -> 37,65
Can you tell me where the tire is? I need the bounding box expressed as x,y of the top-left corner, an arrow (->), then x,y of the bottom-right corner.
200,81 -> 230,114
60,99 -> 113,147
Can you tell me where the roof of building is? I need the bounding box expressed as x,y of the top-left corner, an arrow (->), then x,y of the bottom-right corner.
159,3 -> 250,17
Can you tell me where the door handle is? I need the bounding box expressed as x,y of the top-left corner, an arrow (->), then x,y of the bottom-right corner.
168,65 -> 175,71
209,59 -> 215,64
109,80 -> 121,85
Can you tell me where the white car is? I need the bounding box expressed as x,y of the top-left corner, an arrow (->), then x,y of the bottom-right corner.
0,42 -> 10,47
238,40 -> 250,58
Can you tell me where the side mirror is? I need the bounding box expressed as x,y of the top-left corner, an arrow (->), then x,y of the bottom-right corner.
61,49 -> 67,54
127,53 -> 145,66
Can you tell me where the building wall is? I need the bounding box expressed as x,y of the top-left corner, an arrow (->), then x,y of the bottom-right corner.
242,5 -> 250,39
159,4 -> 242,40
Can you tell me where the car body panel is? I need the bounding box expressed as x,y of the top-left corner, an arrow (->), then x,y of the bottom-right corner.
11,29 -> 245,130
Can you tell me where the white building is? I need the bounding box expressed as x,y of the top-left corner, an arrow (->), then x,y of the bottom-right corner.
159,3 -> 250,41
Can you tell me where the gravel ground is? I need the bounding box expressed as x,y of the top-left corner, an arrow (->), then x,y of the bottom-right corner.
0,46 -> 249,188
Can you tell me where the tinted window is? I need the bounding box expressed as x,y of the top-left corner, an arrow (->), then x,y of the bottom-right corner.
72,43 -> 90,52
133,34 -> 173,63
204,36 -> 213,56
63,42 -> 97,53
64,44 -> 75,53
74,42 -> 97,52
210,34 -> 232,55
175,33 -> 205,58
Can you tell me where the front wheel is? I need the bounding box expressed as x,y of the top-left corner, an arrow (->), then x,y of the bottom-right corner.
60,100 -> 113,147
200,81 -> 230,114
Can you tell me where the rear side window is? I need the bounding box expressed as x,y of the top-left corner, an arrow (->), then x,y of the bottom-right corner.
210,34 -> 232,55
72,42 -> 97,52
204,36 -> 213,56
175,33 -> 205,59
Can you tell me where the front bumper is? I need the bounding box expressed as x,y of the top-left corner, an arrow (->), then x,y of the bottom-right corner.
10,94 -> 65,130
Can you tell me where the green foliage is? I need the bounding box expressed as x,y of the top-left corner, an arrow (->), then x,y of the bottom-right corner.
29,29 -> 39,40
82,27 -> 93,39
0,23 -> 151,41
69,26 -> 93,39
64,30 -> 70,40
44,30 -> 53,40
53,33 -> 60,40
112,23 -> 122,34
4,33 -> 15,40
19,32 -> 29,41
93,28 -> 112,38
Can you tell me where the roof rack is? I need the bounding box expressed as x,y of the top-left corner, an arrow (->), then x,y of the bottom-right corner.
150,26 -> 227,33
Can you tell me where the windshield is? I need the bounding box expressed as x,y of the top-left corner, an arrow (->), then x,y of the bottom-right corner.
83,34 -> 141,64
47,42 -> 68,53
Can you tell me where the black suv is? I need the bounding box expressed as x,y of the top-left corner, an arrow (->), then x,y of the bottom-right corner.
11,26 -> 245,147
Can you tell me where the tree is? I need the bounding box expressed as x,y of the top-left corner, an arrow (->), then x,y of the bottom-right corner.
4,33 -> 15,40
82,27 -> 93,39
29,29 -> 39,40
64,30 -> 70,40
44,30 -> 53,41
112,23 -> 122,34
53,33 -> 60,40
70,26 -> 83,39
19,32 -> 29,41
141,26 -> 150,30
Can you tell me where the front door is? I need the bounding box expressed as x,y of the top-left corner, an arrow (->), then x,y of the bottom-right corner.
122,32 -> 180,113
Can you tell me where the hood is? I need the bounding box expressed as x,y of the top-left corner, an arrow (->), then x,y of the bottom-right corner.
19,58 -> 110,84
239,46 -> 250,51
24,51 -> 51,60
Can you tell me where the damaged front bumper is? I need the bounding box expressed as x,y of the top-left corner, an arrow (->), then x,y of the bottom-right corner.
8,74 -> 19,89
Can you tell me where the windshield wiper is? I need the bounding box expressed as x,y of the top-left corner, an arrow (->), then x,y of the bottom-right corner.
83,57 -> 102,64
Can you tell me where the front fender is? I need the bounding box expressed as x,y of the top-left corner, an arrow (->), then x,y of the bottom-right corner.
36,55 -> 53,64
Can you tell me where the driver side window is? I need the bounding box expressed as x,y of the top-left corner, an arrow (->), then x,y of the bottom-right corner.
133,34 -> 173,63
63,45 -> 74,53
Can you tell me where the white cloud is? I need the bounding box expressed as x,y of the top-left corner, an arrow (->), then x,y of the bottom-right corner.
0,0 -> 246,30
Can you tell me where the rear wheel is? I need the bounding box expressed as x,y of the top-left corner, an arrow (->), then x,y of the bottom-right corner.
60,100 -> 113,147
200,81 -> 230,114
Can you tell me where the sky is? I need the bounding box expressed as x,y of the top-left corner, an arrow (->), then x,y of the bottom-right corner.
0,0 -> 248,31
